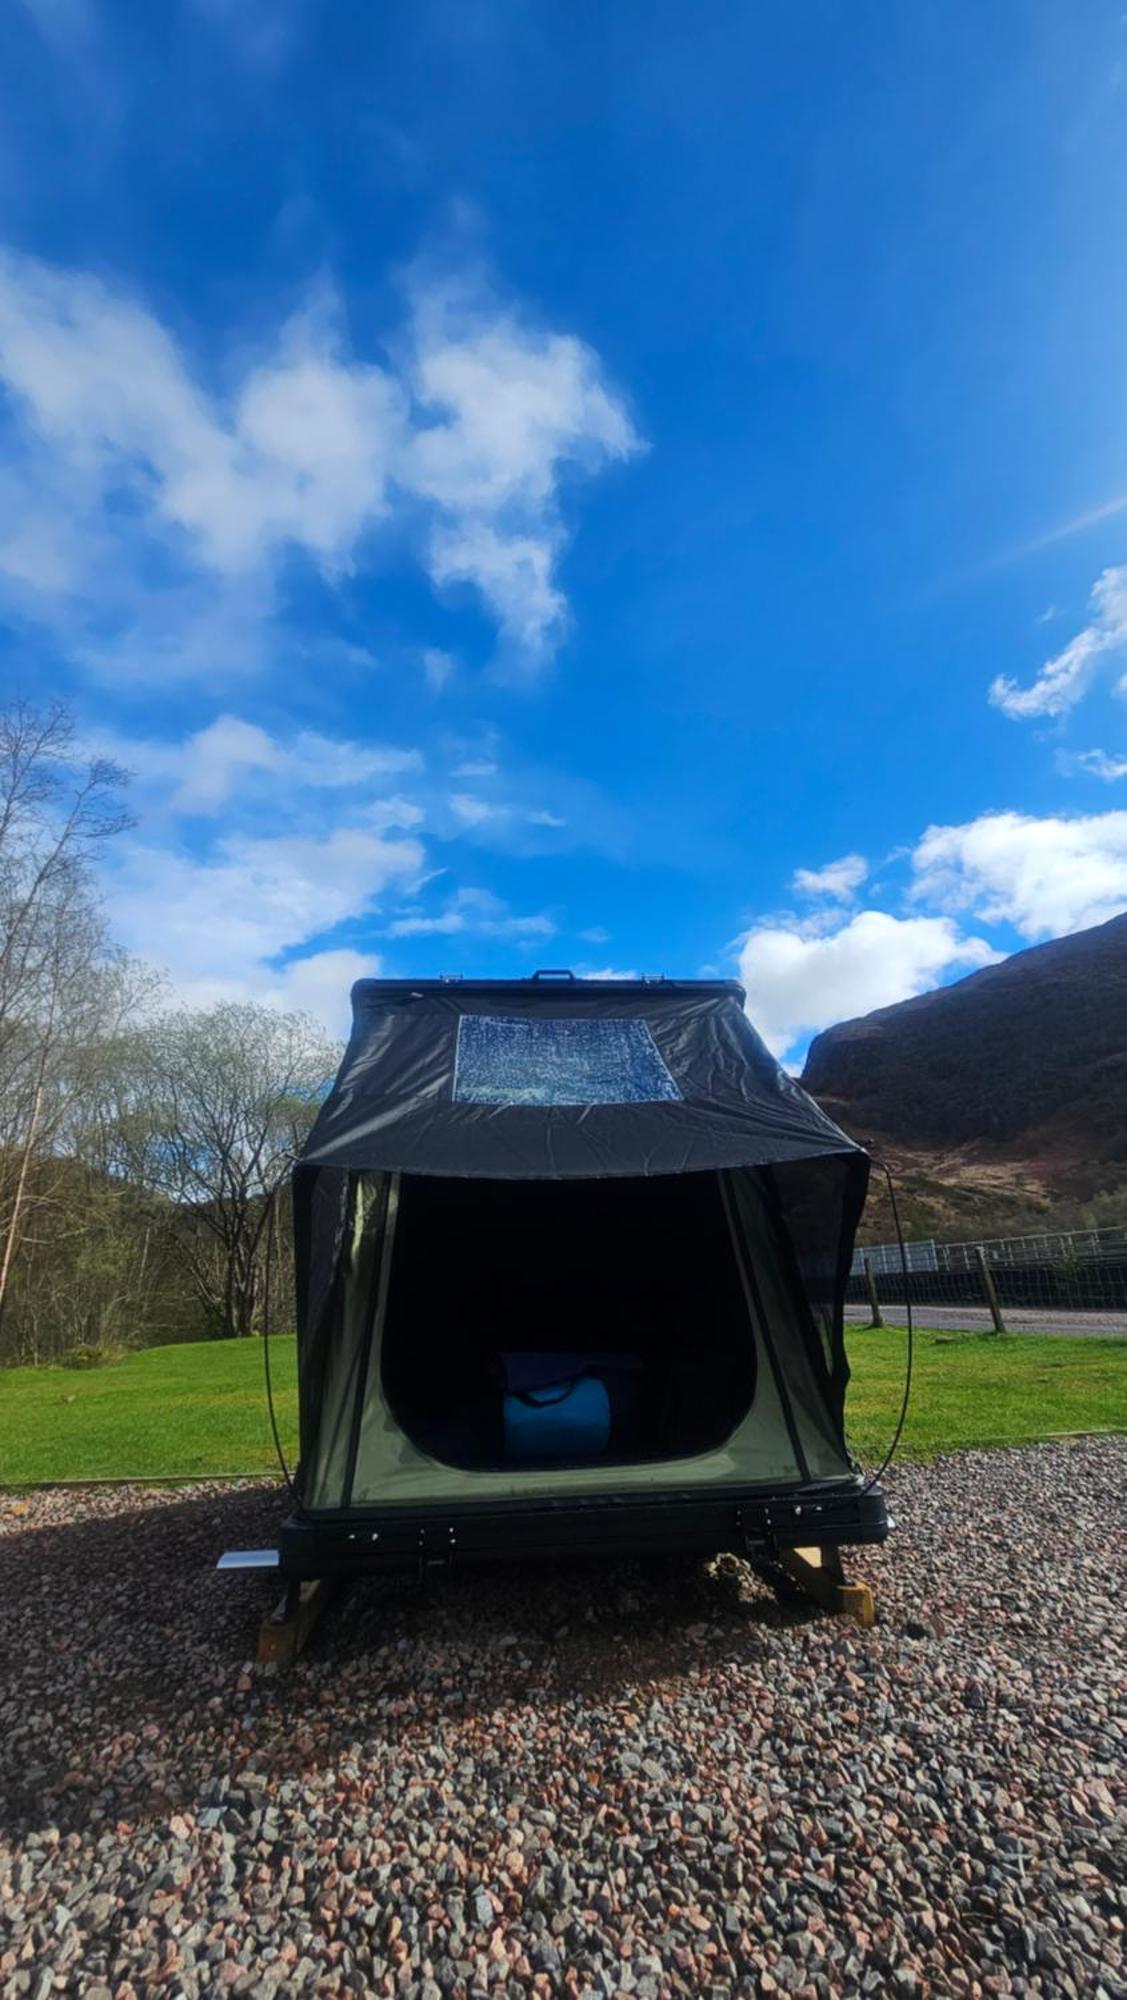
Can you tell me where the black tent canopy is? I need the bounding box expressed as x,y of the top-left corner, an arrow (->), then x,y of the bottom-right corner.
280,974 -> 889,1577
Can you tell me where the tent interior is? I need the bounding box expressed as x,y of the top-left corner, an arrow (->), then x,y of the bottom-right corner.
297,1155 -> 859,1512
381,1171 -> 758,1471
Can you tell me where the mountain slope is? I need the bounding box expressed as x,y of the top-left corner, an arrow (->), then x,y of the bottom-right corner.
800,911 -> 1127,1234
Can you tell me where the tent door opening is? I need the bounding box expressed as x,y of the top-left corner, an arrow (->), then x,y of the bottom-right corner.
379,1171 -> 758,1472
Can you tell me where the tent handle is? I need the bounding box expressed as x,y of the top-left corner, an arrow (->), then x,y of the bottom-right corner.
530,968 -> 577,980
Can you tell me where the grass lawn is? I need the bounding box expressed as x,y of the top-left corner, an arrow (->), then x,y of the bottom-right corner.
842,1326 -> 1126,1462
0,1338 -> 301,1486
0,1327 -> 1124,1486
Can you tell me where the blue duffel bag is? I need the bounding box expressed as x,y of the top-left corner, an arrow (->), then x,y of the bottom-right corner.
500,1351 -> 618,1461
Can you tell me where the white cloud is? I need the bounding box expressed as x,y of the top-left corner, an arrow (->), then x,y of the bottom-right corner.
0,245 -> 641,677
792,853 -> 868,901
427,520 -> 566,658
910,809 -> 1127,938
989,565 -> 1127,719
404,282 -> 638,515
0,255 -> 403,580
738,911 -> 999,1060
1063,748 -> 1127,782
104,824 -> 423,1028
734,805 -> 1127,1064
584,966 -> 640,981
223,948 -> 375,1036
401,273 -> 643,661
387,887 -> 554,939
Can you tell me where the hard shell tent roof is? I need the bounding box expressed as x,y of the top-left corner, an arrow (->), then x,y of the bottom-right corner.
298,974 -> 864,1181
285,975 -> 878,1564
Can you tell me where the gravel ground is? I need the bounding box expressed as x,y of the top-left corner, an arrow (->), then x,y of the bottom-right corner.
1,1439 -> 1124,2000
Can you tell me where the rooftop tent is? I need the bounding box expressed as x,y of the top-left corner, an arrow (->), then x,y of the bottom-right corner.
279,975 -> 890,1577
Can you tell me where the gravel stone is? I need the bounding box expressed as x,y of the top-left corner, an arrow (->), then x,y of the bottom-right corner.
0,1439 -> 1124,1997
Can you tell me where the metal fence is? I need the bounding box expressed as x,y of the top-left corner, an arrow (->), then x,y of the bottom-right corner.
846,1224 -> 1127,1321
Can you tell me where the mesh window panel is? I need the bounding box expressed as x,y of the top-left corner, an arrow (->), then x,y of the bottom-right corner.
453,1014 -> 681,1107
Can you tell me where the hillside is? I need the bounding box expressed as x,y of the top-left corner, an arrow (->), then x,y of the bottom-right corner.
801,912 -> 1127,1239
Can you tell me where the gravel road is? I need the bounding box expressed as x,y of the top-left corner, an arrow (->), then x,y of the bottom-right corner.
844,1305 -> 1127,1338
1,1440 -> 1124,1999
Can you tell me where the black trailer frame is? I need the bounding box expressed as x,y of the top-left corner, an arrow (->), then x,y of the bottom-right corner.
278,1477 -> 890,1580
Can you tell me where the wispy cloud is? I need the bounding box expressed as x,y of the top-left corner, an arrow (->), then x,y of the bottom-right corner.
989,565 -> 1127,719
188,0 -> 308,73
85,711 -> 596,1017
451,757 -> 499,778
447,791 -> 503,826
83,714 -> 429,1030
1060,747 -> 1127,782
421,647 -> 457,691
386,886 -> 554,939
13,0 -> 100,54
445,790 -> 568,833
88,713 -> 422,816
993,493 -> 1127,569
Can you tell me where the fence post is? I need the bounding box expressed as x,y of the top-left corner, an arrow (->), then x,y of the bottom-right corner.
975,1246 -> 1007,1334
863,1255 -> 884,1329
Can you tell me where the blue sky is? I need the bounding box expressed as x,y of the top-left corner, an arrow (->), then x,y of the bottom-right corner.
2,0 -> 1126,1061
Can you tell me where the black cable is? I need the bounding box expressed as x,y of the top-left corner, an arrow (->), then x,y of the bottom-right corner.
261,1181 -> 298,1502
859,1158 -> 914,1494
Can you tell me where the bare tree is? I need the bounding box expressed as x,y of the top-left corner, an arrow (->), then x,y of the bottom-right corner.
0,702 -> 340,1363
2,1153 -> 187,1366
0,703 -> 132,1331
103,1002 -> 339,1339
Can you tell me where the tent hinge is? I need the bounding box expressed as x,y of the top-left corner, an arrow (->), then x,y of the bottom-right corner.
736,1504 -> 773,1560
417,1525 -> 457,1580
736,1499 -> 826,1559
